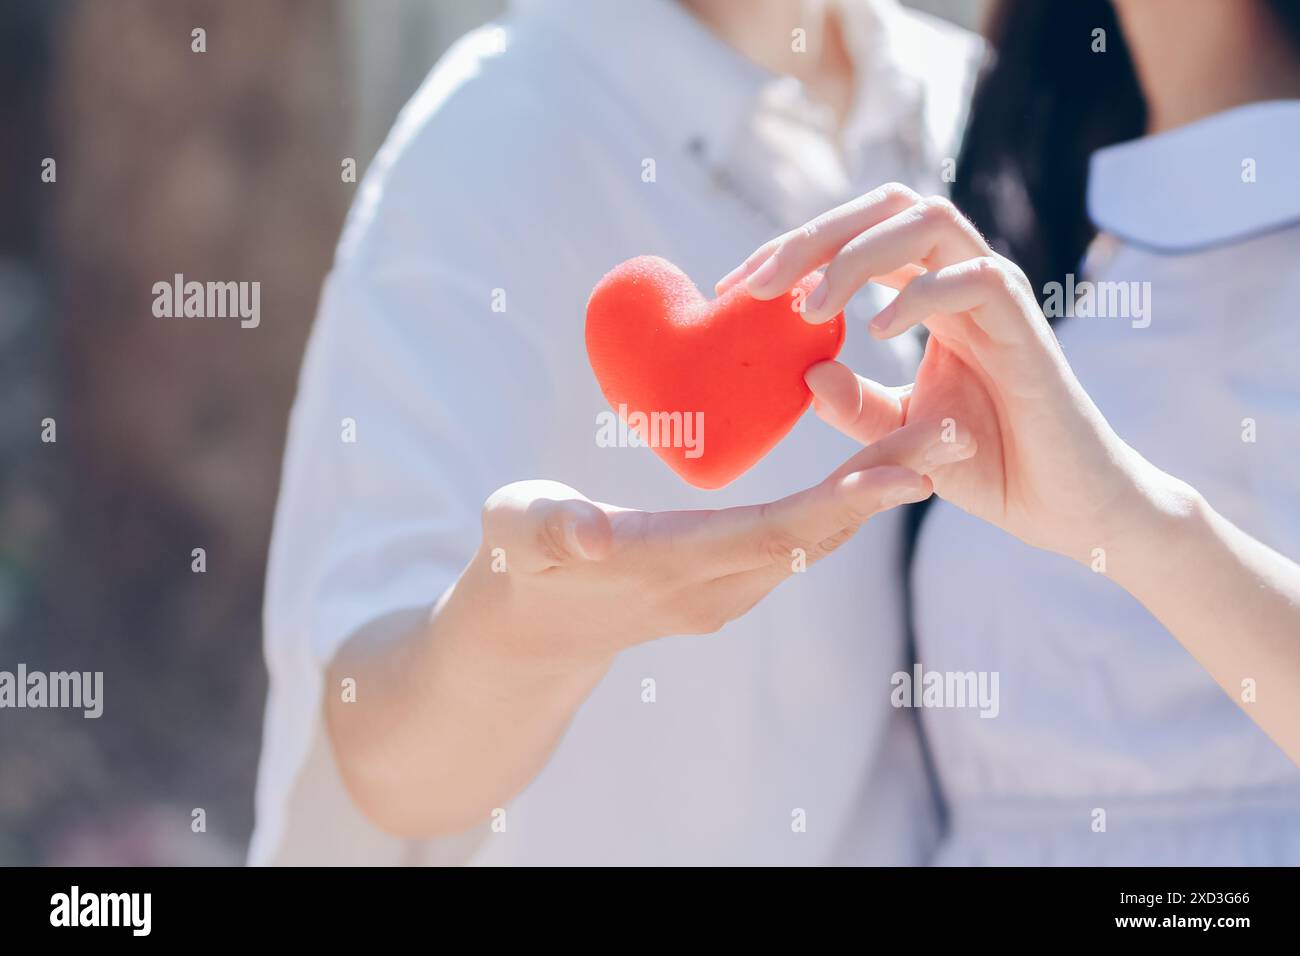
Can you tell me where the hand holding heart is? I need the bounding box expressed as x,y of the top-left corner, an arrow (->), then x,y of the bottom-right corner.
568,181 -> 1176,659
723,182 -> 1176,564
461,227 -> 998,677
469,419 -> 953,663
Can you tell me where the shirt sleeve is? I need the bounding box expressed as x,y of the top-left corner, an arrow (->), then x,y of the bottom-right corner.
249,113 -> 557,864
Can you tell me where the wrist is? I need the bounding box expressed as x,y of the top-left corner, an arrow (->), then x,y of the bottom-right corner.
1098,461 -> 1207,593
434,561 -> 616,695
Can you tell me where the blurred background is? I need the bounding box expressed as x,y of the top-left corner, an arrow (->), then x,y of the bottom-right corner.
0,0 -> 983,865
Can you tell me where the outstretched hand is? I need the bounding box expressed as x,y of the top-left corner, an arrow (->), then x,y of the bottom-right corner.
469,412 -> 973,669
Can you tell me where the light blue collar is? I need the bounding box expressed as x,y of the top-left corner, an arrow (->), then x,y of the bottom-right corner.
1087,100 -> 1300,253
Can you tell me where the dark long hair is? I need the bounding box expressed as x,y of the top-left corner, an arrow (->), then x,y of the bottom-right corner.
951,0 -> 1300,306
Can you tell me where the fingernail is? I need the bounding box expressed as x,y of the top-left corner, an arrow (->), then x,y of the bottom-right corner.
804,363 -> 851,419
880,481 -> 928,509
745,254 -> 779,294
844,468 -> 926,509
715,261 -> 747,292
803,280 -> 829,319
923,439 -> 975,471
869,307 -> 894,336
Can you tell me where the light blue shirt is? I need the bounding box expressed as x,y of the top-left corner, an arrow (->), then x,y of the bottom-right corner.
914,101 -> 1300,865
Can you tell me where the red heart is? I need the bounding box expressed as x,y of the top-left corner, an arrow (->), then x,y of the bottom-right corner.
585,256 -> 845,489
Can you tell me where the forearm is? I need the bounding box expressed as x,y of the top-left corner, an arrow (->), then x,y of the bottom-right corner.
1107,474 -> 1300,765
324,568 -> 612,838
318,459 -> 932,836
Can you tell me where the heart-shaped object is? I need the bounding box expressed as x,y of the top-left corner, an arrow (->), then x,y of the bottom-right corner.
585,255 -> 845,489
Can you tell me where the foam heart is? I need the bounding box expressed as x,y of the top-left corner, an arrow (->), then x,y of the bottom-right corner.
585,255 -> 845,489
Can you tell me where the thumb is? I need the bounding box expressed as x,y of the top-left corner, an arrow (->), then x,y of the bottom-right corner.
481,480 -> 614,573
805,360 -> 910,445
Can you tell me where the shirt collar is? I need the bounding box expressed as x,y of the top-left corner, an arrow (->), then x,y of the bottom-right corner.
1087,99 -> 1300,253
839,0 -> 927,148
515,0 -> 771,163
514,0 -> 927,167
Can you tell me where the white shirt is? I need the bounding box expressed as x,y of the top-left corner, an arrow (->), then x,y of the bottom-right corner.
250,0 -> 980,866
913,101 -> 1300,865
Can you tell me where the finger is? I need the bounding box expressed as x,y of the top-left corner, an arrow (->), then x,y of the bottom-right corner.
718,231 -> 878,301
481,480 -> 614,573
674,461 -> 945,632
690,463 -> 932,577
681,494 -> 879,627
715,234 -> 786,295
868,256 -> 1039,343
801,196 -> 991,323
824,415 -> 977,485
805,360 -> 910,445
869,263 -> 928,292
741,182 -> 923,301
